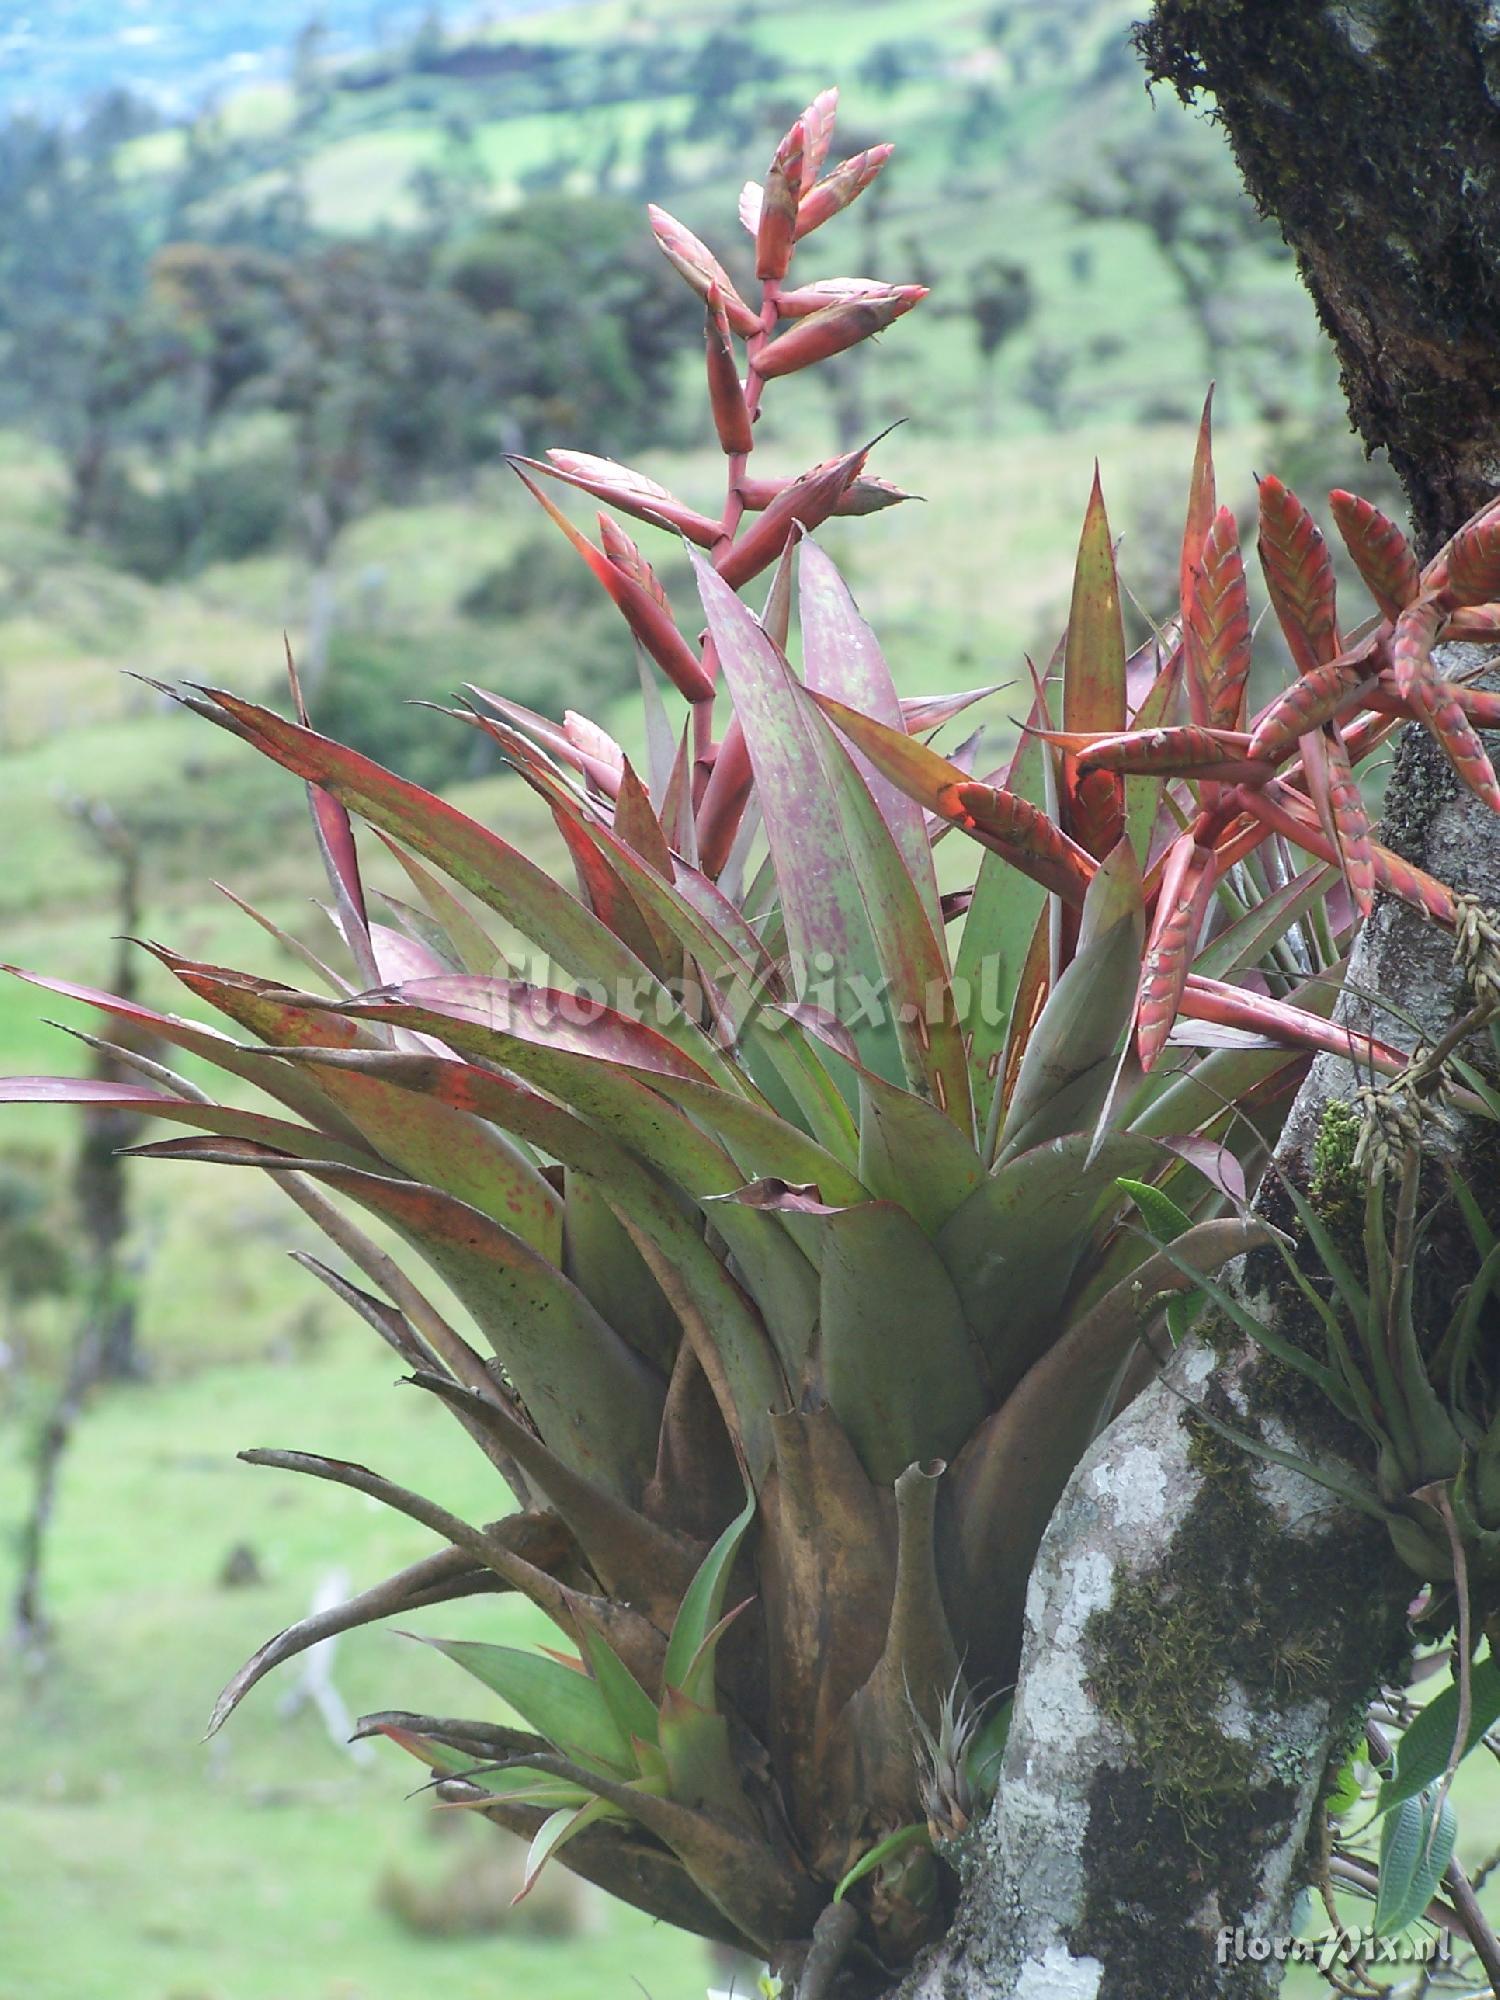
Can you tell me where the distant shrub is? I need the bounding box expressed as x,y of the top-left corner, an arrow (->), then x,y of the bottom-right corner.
0,1154 -> 73,1306
457,533 -> 599,622
102,451 -> 290,581
316,614 -> 631,789
130,752 -> 303,874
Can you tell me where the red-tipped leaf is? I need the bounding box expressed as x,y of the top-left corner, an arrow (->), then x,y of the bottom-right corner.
1187,505 -> 1253,731
521,452 -> 722,547
1179,386 -> 1217,672
714,449 -> 867,591
755,122 -> 803,282
796,144 -> 894,237
811,691 -> 1097,907
1135,836 -> 1216,1069
704,289 -> 754,456
511,465 -> 713,702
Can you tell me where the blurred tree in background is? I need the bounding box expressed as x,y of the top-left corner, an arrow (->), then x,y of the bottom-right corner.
0,93 -> 189,537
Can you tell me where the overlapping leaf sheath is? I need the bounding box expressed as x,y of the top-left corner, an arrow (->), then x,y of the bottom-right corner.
9,85 -> 1500,1984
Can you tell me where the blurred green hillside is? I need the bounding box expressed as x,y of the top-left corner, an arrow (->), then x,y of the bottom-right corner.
0,5 -> 1403,1998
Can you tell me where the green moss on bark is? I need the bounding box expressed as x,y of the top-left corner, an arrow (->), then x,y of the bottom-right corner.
1072,1398 -> 1405,1998
1309,1100 -> 1365,1252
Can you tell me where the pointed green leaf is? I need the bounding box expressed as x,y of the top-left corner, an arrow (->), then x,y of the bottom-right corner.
1116,1176 -> 1193,1241
997,839 -> 1144,1159
657,1685 -> 756,1821
1066,469 -> 1128,736
637,1072 -> 869,1211
1062,470 -> 1127,856
856,1067 -> 985,1239
1380,1654 -> 1500,1813
190,687 -> 737,1085
0,1078 -> 378,1168
1121,634 -> 1182,864
676,1600 -> 754,1712
3,965 -> 374,1141
1375,1789 -> 1456,1938
153,947 -> 565,1255
1136,1225 -> 1354,1414
374,833 -> 511,978
373,890 -> 465,974
273,1047 -> 787,1480
946,1214 -> 1268,1680
422,1638 -> 634,1776
1179,386 -> 1217,624
365,1718 -> 590,1803
131,1138 -> 663,1498
314,981 -> 819,1367
937,1131 -> 1164,1395
799,537 -> 943,929
965,1697 -> 1013,1802
695,554 -> 971,1123
580,1629 -> 660,1757
518,1797 -> 618,1901
663,1488 -> 755,1695
1192,865 -> 1335,983
563,1168 -> 679,1374
834,1825 -> 932,1902
818,1200 -> 990,1485
954,716 -> 1050,1140
768,1003 -> 983,1235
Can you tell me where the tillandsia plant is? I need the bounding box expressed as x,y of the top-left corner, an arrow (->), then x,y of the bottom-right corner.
1158,919 -> 1500,1963
8,86 -> 1500,1990
1172,930 -> 1500,1617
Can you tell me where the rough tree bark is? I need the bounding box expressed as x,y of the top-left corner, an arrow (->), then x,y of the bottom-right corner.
1137,0 -> 1500,553
888,9 -> 1500,1996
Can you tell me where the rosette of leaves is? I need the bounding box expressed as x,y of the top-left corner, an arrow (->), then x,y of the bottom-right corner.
6,87 -> 1500,1981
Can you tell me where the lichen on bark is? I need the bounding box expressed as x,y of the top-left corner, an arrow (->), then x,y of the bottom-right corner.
1071,1397 -> 1403,1998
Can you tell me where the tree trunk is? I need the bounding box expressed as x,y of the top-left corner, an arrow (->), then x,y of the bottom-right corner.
896,700 -> 1500,2000
11,813 -> 152,1652
64,425 -> 110,541
886,9 -> 1500,1993
75,818 -> 147,1383
1136,0 -> 1500,551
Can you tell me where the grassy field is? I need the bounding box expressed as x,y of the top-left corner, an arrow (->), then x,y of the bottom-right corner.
0,1333 -> 717,2000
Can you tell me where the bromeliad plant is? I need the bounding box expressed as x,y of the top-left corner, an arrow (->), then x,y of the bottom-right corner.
9,86 -> 1500,1986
